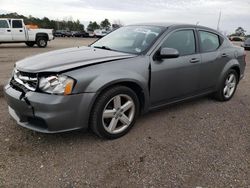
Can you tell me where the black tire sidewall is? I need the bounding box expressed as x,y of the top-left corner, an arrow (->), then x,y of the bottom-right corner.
37,37 -> 47,48
91,86 -> 140,139
219,69 -> 238,101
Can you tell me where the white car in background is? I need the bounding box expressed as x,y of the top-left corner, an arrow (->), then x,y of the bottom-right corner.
0,18 -> 54,48
93,29 -> 108,38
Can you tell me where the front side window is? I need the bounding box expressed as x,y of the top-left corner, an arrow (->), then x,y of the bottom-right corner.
0,20 -> 9,28
199,31 -> 220,53
91,25 -> 165,54
12,20 -> 23,28
161,30 -> 196,56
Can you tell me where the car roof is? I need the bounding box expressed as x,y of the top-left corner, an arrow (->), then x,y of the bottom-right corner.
129,22 -> 219,33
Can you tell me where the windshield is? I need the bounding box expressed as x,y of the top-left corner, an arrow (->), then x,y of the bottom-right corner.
91,25 -> 165,54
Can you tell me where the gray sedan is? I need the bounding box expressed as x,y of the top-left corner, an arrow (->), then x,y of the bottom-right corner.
242,38 -> 250,50
4,23 -> 246,139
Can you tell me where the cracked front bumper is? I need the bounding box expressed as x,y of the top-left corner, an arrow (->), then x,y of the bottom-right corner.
4,84 -> 95,133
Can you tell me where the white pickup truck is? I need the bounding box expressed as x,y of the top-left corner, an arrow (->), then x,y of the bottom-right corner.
0,18 -> 54,48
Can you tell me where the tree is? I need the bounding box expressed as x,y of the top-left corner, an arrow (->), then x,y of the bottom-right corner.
100,18 -> 111,30
87,21 -> 100,31
0,12 -> 85,31
235,27 -> 246,36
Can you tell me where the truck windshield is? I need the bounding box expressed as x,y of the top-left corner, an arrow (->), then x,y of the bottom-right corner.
91,25 -> 165,54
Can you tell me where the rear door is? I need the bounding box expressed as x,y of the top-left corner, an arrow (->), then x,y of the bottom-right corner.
198,30 -> 226,90
150,29 -> 201,106
0,19 -> 12,41
11,19 -> 26,41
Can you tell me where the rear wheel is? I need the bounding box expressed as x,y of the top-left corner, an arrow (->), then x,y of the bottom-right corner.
36,37 -> 47,48
90,86 -> 140,139
213,69 -> 238,101
25,42 -> 35,47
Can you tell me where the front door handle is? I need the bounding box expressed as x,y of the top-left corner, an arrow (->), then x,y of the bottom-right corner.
7,29 -> 11,32
190,58 -> 200,63
19,30 -> 23,32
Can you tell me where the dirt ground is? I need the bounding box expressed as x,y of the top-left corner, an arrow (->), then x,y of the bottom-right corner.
0,38 -> 249,188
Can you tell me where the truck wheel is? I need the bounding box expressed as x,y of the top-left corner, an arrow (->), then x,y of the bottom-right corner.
25,42 -> 35,47
36,37 -> 47,48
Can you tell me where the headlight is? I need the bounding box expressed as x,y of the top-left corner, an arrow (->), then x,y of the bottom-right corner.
39,75 -> 75,95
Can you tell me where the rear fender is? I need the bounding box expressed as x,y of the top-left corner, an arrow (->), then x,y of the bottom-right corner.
35,33 -> 49,41
215,59 -> 240,90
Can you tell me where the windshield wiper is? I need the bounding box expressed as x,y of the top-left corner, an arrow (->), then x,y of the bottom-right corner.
93,46 -> 112,51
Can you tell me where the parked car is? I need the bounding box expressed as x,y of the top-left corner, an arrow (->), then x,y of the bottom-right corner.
93,29 -> 108,38
4,23 -> 246,139
88,30 -> 95,37
61,30 -> 72,37
53,30 -> 72,37
53,30 -> 64,37
73,31 -> 89,38
241,38 -> 250,50
230,36 -> 243,41
0,18 -> 54,48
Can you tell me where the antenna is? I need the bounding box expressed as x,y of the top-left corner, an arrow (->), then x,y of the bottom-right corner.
217,11 -> 222,31
196,21 -> 199,26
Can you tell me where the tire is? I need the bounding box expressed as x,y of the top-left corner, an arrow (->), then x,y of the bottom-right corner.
25,42 -> 35,47
90,86 -> 140,139
36,37 -> 47,48
213,69 -> 238,101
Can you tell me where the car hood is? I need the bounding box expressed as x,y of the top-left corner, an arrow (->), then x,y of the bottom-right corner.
16,46 -> 137,73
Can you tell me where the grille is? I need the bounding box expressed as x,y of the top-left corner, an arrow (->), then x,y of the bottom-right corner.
10,69 -> 38,92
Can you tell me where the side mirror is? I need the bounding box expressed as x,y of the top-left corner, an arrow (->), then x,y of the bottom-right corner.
156,48 -> 180,60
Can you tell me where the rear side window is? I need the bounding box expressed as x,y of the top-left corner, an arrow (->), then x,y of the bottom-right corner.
12,20 -> 23,28
161,30 -> 196,56
0,20 -> 9,28
199,31 -> 220,52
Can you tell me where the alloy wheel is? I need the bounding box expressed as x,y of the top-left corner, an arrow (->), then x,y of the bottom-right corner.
223,73 -> 237,99
102,94 -> 135,134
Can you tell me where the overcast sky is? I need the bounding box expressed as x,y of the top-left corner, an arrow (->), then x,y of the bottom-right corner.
1,0 -> 250,34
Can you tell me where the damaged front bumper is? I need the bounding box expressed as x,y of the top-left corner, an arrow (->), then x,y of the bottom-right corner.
4,84 -> 95,133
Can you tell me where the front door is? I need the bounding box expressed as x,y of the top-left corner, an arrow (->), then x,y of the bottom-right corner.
11,19 -> 26,41
0,19 -> 12,41
150,29 -> 201,106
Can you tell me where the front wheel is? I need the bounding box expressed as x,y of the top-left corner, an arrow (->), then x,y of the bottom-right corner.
213,69 -> 238,101
90,86 -> 140,139
36,37 -> 47,48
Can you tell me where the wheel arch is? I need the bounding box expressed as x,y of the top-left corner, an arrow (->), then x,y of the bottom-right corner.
216,59 -> 241,90
84,79 -> 149,130
91,79 -> 149,115
35,33 -> 49,41
230,66 -> 240,82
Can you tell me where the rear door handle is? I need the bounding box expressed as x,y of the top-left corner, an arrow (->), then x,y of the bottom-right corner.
7,29 -> 11,32
221,53 -> 228,57
19,30 -> 23,32
190,58 -> 200,63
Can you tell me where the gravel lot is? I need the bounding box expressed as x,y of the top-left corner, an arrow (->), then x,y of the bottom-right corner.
0,38 -> 249,187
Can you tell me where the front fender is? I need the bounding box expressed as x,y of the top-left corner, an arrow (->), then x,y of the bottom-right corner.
65,57 -> 150,112
85,71 -> 148,93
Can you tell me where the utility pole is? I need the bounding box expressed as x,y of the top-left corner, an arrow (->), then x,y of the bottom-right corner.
217,11 -> 221,31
